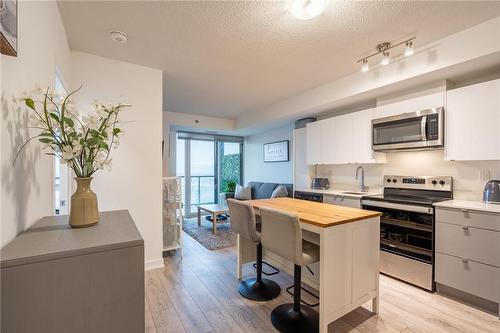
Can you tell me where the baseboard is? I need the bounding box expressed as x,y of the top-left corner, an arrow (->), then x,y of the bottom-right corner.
145,258 -> 165,271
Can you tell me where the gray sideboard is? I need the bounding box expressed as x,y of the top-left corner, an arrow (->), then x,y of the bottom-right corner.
1,210 -> 145,333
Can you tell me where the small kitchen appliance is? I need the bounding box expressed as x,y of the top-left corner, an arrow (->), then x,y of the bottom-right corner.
362,175 -> 453,291
372,107 -> 444,152
311,177 -> 329,190
483,180 -> 500,204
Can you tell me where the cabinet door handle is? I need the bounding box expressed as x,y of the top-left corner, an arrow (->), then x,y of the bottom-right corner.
461,209 -> 469,213
462,259 -> 469,264
462,226 -> 469,230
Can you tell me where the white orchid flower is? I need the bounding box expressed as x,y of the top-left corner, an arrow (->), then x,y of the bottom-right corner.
61,145 -> 74,161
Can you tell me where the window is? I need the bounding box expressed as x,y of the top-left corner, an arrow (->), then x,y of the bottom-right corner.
176,132 -> 243,217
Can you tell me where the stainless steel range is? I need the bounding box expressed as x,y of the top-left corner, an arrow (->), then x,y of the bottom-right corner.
362,175 -> 453,291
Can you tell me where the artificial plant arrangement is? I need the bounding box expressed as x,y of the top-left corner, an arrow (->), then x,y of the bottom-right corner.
15,87 -> 129,227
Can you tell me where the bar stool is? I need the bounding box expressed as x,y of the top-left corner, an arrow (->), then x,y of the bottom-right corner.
227,199 -> 281,301
260,207 -> 320,333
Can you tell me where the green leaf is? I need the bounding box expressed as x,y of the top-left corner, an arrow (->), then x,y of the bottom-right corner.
25,98 -> 36,110
113,128 -> 121,136
39,132 -> 53,137
90,129 -> 100,137
87,137 -> 98,146
98,140 -> 109,150
49,112 -> 60,122
39,138 -> 53,144
64,117 -> 74,127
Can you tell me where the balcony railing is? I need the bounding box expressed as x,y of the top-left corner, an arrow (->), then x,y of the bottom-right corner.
178,175 -> 216,213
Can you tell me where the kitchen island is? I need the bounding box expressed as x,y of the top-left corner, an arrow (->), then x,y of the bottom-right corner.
237,197 -> 381,333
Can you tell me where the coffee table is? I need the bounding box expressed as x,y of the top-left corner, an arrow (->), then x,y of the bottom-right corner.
197,204 -> 229,235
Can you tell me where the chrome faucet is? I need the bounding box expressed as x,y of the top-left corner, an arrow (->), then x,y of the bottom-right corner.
355,166 -> 368,192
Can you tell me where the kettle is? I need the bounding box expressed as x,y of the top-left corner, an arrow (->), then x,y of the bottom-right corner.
483,180 -> 500,204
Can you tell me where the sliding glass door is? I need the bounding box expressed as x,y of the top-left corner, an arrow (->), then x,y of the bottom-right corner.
176,132 -> 243,217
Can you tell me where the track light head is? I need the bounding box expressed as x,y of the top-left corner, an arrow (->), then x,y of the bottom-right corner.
405,40 -> 414,56
381,51 -> 390,66
361,59 -> 369,72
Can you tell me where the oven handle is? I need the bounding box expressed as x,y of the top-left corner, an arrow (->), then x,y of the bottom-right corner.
421,115 -> 427,141
362,200 -> 433,214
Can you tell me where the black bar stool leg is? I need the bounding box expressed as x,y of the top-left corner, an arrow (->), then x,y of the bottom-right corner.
238,243 -> 281,302
270,264 -> 319,333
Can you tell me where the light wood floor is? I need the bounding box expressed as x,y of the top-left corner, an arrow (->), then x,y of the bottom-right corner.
145,232 -> 500,333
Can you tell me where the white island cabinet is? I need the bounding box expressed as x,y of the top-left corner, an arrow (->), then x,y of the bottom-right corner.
445,79 -> 500,161
237,198 -> 381,333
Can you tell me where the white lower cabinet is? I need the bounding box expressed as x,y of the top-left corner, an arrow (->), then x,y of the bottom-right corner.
435,252 -> 499,303
323,195 -> 361,208
435,207 -> 500,311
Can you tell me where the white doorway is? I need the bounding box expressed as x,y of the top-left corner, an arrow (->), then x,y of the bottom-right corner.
54,71 -> 70,215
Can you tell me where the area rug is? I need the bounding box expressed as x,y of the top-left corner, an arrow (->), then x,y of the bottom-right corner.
182,217 -> 236,250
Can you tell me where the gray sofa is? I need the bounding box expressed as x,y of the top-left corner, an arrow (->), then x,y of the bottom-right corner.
247,182 -> 293,199
221,182 -> 293,202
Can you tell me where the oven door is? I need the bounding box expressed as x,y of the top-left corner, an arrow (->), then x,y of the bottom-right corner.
362,200 -> 435,290
372,108 -> 443,151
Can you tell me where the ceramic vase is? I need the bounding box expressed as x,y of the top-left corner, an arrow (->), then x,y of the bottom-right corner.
69,177 -> 99,228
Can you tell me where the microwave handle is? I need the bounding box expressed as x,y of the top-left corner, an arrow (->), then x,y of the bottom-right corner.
420,115 -> 427,141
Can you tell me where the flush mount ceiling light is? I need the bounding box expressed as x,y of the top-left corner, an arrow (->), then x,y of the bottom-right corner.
109,30 -> 128,44
287,0 -> 329,20
357,37 -> 416,72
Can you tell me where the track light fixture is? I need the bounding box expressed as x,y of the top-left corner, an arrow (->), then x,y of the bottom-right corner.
358,37 -> 416,72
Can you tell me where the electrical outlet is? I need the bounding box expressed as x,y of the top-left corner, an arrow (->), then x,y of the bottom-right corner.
480,170 -> 491,181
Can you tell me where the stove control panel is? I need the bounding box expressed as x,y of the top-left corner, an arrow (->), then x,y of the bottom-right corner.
384,175 -> 453,192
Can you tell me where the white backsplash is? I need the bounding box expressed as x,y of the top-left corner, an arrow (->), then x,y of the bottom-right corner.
316,150 -> 500,201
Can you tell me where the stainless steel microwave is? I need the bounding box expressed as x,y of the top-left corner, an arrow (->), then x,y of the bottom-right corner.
372,107 -> 444,152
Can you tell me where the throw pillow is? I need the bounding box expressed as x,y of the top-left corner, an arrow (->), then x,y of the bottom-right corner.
271,185 -> 288,198
234,184 -> 252,200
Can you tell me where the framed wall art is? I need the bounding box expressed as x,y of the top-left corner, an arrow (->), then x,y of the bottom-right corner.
0,0 -> 17,57
263,140 -> 289,163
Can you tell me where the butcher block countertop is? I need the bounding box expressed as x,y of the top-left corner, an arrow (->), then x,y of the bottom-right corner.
248,197 -> 381,228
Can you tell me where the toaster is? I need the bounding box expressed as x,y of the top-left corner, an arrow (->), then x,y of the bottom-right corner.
312,178 -> 329,190
483,180 -> 500,204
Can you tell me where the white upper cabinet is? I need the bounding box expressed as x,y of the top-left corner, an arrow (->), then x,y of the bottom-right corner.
305,108 -> 385,165
374,92 -> 445,120
333,113 -> 352,164
306,120 -> 322,165
351,109 -> 387,164
445,79 -> 500,161
321,117 -> 336,164
445,80 -> 500,161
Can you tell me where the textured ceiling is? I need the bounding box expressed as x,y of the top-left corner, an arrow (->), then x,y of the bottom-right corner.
58,1 -> 500,119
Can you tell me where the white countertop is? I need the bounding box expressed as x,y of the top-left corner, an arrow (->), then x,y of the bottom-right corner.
433,200 -> 500,214
295,188 -> 381,199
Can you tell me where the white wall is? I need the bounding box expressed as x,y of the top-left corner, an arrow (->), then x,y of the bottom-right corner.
1,0 -> 72,248
162,111 -> 235,176
316,151 -> 500,201
243,124 -> 294,185
71,51 -> 163,269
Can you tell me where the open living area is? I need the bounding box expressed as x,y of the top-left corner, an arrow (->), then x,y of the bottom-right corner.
1,1 -> 500,333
